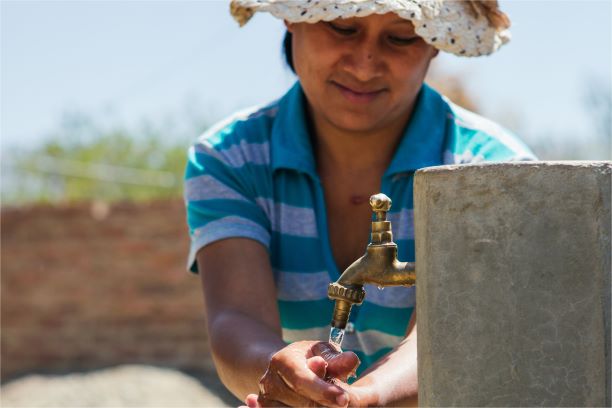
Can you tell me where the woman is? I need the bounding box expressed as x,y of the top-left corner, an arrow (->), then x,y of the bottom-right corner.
184,1 -> 535,406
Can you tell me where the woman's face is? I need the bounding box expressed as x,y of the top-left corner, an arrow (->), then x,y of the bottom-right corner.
287,13 -> 438,134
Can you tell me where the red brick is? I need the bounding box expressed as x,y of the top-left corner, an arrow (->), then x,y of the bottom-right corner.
1,199 -> 211,380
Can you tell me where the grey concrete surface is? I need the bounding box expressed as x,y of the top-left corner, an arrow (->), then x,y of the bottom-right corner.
414,161 -> 611,407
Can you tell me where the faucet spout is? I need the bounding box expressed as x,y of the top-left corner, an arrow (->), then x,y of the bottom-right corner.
328,194 -> 416,329
337,248 -> 416,288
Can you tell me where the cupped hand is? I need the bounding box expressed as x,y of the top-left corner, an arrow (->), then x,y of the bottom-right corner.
245,340 -> 360,407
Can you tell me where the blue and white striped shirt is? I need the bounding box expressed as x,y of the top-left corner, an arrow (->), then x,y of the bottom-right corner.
184,81 -> 535,372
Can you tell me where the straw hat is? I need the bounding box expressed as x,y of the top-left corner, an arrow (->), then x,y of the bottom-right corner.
230,0 -> 511,57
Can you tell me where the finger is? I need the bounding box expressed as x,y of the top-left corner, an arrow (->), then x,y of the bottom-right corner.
271,359 -> 349,408
325,379 -> 369,408
311,342 -> 342,361
312,342 -> 360,381
257,394 -> 289,407
261,370 -> 319,407
244,394 -> 260,408
306,355 -> 328,378
325,352 -> 360,381
257,390 -> 290,408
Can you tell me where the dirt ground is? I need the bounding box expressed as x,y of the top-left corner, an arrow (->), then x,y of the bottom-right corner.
0,364 -> 241,407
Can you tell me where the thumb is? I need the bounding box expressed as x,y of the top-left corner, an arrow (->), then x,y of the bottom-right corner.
311,342 -> 360,381
325,352 -> 360,381
306,355 -> 328,378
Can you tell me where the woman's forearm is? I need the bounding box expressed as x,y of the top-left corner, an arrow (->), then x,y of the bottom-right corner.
208,309 -> 287,400
196,240 -> 286,401
351,325 -> 418,407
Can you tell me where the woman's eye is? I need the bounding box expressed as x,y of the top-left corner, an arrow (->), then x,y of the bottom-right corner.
389,36 -> 418,46
328,22 -> 356,35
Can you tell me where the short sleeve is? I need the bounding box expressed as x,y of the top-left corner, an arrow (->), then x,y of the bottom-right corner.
443,102 -> 537,164
184,136 -> 271,273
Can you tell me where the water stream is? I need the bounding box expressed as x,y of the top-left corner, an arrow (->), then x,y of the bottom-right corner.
328,326 -> 345,350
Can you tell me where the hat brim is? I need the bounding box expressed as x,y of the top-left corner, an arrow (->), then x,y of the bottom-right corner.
230,0 -> 511,57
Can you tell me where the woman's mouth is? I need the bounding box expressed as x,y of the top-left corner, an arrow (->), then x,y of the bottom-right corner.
332,81 -> 385,104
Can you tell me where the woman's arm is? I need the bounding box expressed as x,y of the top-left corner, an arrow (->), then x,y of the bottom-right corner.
197,238 -> 356,407
197,238 -> 285,398
342,314 -> 418,407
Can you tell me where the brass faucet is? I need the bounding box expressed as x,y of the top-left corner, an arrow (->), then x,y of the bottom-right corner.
327,193 -> 416,329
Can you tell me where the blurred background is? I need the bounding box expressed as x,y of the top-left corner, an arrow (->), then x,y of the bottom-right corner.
1,0 -> 611,406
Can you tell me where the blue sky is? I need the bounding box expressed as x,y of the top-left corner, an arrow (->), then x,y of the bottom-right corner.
1,0 -> 611,153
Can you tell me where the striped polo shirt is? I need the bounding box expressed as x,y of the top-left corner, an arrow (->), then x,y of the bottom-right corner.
184,81 -> 535,372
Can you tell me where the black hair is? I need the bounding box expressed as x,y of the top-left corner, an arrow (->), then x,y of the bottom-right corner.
283,30 -> 296,73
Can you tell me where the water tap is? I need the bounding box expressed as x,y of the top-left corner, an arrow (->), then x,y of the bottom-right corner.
327,193 -> 416,329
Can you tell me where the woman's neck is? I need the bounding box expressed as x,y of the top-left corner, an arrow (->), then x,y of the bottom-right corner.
309,105 -> 414,177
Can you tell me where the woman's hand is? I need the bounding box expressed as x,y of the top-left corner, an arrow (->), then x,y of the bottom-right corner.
244,340 -> 360,407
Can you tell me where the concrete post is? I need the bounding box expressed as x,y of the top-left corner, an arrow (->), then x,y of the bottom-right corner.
414,161 -> 611,407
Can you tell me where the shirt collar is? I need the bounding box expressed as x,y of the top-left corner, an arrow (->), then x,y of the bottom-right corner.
271,82 -> 318,178
271,81 -> 448,178
384,83 -> 448,177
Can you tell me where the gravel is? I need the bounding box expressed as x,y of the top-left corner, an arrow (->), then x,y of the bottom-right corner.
1,365 -> 240,408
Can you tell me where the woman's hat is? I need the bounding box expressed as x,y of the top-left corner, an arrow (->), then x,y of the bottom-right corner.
230,0 -> 511,57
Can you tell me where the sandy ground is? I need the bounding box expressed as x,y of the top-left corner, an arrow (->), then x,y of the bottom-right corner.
0,365 -> 241,407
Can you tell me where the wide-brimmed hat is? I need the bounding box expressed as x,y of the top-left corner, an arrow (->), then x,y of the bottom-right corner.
230,0 -> 511,57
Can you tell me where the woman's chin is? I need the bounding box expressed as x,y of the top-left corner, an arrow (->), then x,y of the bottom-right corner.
328,115 -> 389,134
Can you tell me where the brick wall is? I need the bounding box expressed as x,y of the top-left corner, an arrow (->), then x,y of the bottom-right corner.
1,199 -> 212,381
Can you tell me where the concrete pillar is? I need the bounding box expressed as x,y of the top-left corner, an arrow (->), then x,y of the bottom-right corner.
414,161 -> 611,407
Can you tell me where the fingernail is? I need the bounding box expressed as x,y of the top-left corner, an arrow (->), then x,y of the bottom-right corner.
336,392 -> 348,407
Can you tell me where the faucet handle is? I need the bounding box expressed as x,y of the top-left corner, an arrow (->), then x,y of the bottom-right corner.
370,193 -> 392,221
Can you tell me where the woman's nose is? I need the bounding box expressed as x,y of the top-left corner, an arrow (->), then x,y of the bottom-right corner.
341,41 -> 384,82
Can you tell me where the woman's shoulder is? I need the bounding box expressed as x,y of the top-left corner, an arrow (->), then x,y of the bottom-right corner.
197,100 -> 280,148
442,98 -> 537,163
189,100 -> 281,167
